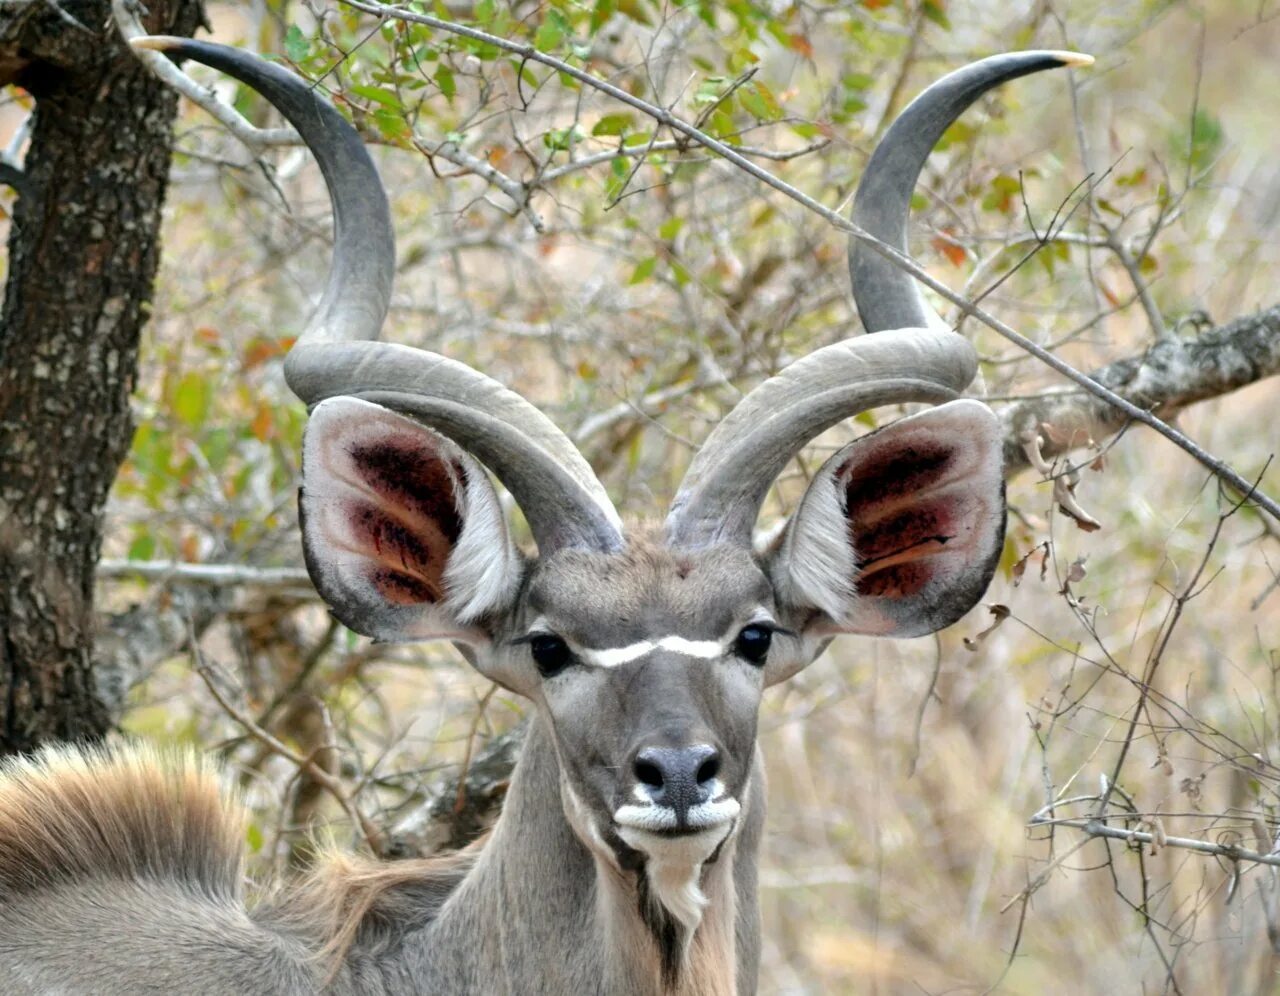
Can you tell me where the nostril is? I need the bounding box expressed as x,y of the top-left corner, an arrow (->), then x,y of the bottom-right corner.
634,759 -> 664,789
696,754 -> 720,785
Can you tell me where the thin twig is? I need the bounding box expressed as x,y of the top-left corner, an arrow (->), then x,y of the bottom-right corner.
1031,815 -> 1280,869
1095,477 -> 1256,817
1103,229 -> 1168,340
538,135 -> 828,184
452,684 -> 498,817
189,628 -> 383,852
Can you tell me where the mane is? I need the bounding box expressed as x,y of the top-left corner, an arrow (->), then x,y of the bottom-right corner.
0,740 -> 488,979
0,742 -> 244,901
267,834 -> 488,976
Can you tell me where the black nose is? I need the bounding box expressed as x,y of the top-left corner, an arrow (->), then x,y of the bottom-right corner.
632,744 -> 721,820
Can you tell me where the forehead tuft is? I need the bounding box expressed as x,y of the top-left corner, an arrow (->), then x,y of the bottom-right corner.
528,532 -> 769,643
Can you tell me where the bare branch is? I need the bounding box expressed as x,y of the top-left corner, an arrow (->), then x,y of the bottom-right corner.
91,587 -> 224,718
97,559 -> 313,588
1002,305 -> 1280,474
538,136 -> 828,184
1032,814 -> 1280,869
192,638 -> 383,853
1103,228 -> 1168,341
414,135 -> 544,232
113,0 -> 298,148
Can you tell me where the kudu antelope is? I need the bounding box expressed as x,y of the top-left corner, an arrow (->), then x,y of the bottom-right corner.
0,40 -> 1089,994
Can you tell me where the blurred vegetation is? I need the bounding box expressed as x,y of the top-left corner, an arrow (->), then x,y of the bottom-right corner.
4,0 -> 1277,991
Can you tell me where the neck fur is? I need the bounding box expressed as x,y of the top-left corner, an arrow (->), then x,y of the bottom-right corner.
405,713 -> 755,995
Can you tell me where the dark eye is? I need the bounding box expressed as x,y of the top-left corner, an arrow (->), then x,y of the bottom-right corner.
530,634 -> 573,677
734,624 -> 772,665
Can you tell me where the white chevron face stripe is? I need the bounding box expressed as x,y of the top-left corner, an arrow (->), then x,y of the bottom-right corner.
523,609 -> 775,669
581,636 -> 724,668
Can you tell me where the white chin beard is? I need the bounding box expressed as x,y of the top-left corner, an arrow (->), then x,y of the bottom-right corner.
616,821 -> 735,935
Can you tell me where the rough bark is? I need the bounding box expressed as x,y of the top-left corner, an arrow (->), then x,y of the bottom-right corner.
0,0 -> 204,753
93,587 -> 225,719
1000,307 -> 1280,474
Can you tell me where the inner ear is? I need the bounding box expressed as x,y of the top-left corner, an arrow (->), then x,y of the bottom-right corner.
771,399 -> 1006,639
300,397 -> 522,644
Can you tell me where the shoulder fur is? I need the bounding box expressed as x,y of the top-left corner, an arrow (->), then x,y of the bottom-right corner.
0,742 -> 245,901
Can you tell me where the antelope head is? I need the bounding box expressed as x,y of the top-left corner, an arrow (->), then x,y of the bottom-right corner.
139,38 -> 1084,937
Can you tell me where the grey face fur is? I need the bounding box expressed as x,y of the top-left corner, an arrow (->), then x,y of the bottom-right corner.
0,36 -> 1088,996
510,544 -> 774,868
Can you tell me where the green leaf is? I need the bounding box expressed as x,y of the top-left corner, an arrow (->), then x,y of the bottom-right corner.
750,204 -> 775,228
283,25 -> 309,64
738,82 -> 780,121
349,84 -> 401,110
658,216 -> 684,240
127,532 -> 155,561
980,173 -> 1021,214
706,108 -> 736,139
605,157 -> 629,200
435,65 -> 456,100
838,95 -> 867,119
203,428 -> 233,472
592,113 -> 634,137
937,120 -> 974,151
629,256 -> 657,284
616,0 -> 653,26
694,76 -> 729,106
1187,108 -> 1224,171
543,125 -> 585,151
922,0 -> 952,30
590,0 -> 617,32
173,371 -> 210,427
535,10 -> 567,51
372,108 -> 411,144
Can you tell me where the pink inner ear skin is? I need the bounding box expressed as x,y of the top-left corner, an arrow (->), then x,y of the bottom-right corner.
857,560 -> 934,598
346,502 -> 447,605
346,502 -> 443,578
852,504 -> 958,599
370,568 -> 440,605
850,496 -> 956,562
338,438 -> 466,607
846,476 -> 990,601
841,443 -> 955,511
349,438 -> 464,545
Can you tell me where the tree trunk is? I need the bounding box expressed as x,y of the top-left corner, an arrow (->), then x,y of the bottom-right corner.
0,0 -> 203,753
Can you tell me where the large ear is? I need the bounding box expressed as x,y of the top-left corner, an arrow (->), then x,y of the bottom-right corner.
299,397 -> 522,644
769,399 -> 1005,639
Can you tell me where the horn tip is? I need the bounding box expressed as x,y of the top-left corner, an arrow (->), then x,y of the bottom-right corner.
130,35 -> 186,52
1047,50 -> 1095,68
